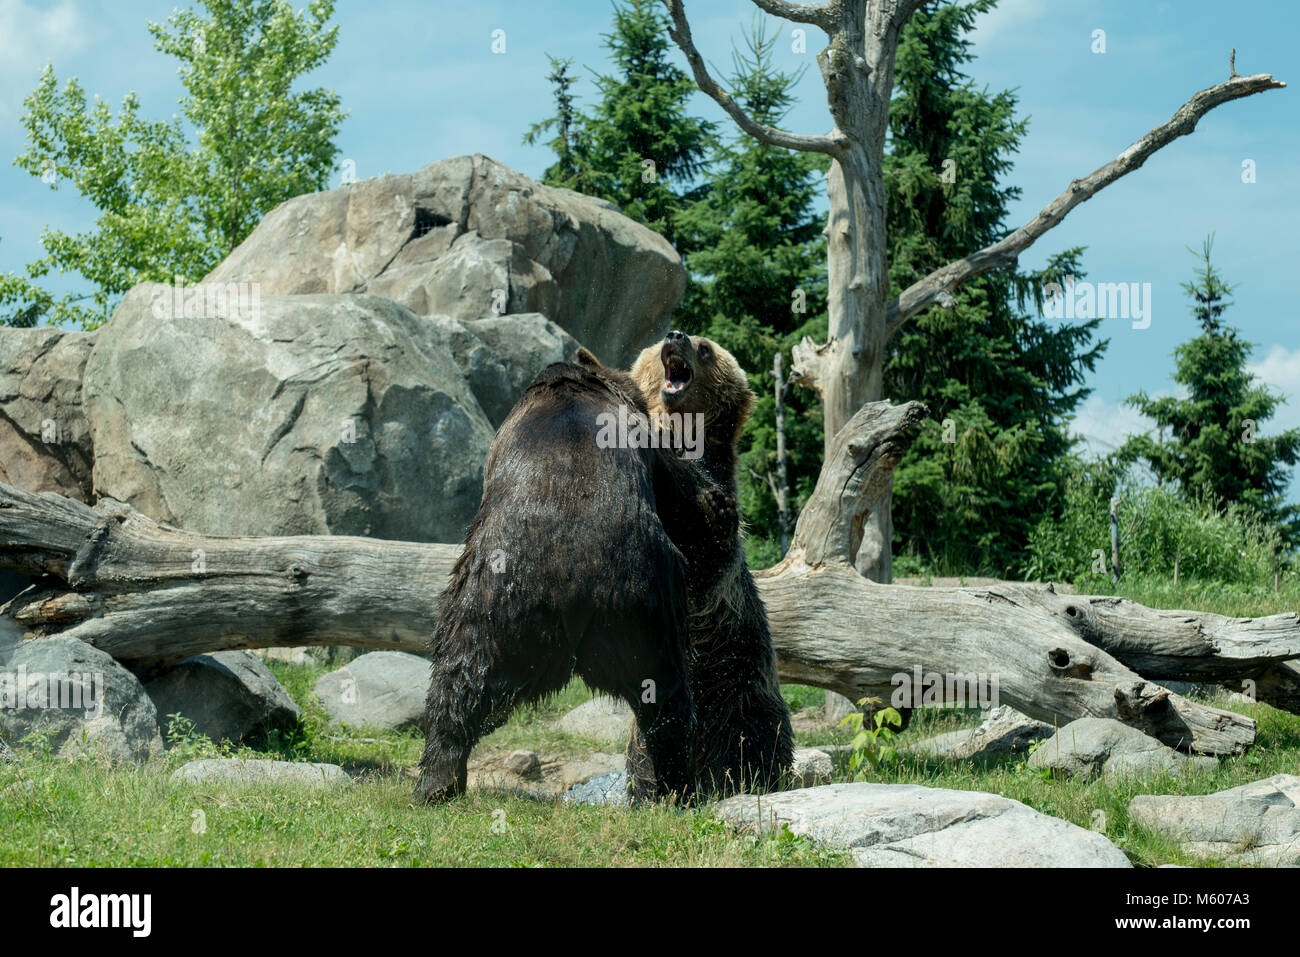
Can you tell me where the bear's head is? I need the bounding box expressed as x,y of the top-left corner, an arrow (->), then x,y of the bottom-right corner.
630,331 -> 754,453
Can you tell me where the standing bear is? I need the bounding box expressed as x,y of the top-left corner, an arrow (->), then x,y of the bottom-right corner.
416,348 -> 738,804
627,331 -> 795,799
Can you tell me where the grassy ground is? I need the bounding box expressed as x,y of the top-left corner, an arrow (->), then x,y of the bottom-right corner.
0,578 -> 1294,867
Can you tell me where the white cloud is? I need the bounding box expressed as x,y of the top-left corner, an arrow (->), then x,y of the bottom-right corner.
0,0 -> 90,117
1248,344 -> 1300,435
971,0 -> 1046,46
1068,393 -> 1155,458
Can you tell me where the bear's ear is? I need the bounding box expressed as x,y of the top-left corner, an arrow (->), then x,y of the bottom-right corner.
576,347 -> 602,368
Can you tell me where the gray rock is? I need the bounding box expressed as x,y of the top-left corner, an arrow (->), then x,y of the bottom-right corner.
1128,774 -> 1300,866
145,650 -> 301,745
715,783 -> 1131,867
504,749 -> 541,776
823,692 -> 859,726
791,747 -> 833,787
0,739 -> 15,763
435,313 -> 579,427
0,326 -> 96,501
1028,717 -> 1217,779
564,771 -> 630,807
204,154 -> 685,368
313,651 -> 429,731
908,705 -> 1053,761
554,696 -> 633,743
0,635 -> 162,763
84,286 -> 493,542
171,758 -> 349,787
251,646 -> 314,668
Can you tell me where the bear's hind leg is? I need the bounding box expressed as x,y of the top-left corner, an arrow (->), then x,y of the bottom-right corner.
578,620 -> 696,806
416,613 -> 574,803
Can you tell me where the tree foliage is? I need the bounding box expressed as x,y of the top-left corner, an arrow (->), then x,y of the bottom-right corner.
883,0 -> 1107,576
1120,237 -> 1300,545
1,0 -> 345,329
524,0 -> 713,250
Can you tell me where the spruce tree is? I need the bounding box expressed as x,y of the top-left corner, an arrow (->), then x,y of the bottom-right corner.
883,0 -> 1107,576
523,0 -> 713,251
1121,237 -> 1300,544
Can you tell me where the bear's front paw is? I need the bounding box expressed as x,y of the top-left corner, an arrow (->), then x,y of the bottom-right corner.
698,485 -> 738,539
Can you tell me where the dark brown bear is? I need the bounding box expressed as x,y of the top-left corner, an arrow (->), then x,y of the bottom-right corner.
627,331 -> 795,800
416,349 -> 737,804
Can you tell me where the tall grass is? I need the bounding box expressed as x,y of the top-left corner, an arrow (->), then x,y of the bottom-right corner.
1024,471 -> 1290,589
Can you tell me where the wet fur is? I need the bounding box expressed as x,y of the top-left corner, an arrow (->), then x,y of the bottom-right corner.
416,349 -> 736,804
626,335 -> 795,799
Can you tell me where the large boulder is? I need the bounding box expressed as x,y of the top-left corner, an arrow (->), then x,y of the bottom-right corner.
432,313 -> 579,427
1028,717 -> 1217,779
0,633 -> 162,763
83,285 -> 494,541
716,783 -> 1132,867
0,326 -> 96,501
313,651 -> 429,731
1128,774 -> 1300,866
144,650 -> 301,745
203,154 -> 684,367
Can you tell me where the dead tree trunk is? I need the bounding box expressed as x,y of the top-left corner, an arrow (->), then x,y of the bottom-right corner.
772,351 -> 790,554
4,400 -> 1292,757
663,0 -> 1285,583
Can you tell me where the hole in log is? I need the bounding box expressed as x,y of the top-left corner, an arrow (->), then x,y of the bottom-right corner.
1065,605 -> 1078,617
1049,648 -> 1071,670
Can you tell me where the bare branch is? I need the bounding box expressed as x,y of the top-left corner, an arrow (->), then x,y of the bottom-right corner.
884,71 -> 1286,337
660,0 -> 847,155
749,0 -> 833,30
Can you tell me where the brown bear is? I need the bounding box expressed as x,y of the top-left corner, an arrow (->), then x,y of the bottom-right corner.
627,331 -> 795,799
416,348 -> 738,804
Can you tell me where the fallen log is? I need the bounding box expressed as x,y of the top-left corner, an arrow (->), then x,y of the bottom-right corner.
0,400 -> 1283,756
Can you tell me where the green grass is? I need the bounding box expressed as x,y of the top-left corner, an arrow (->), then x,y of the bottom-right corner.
1,575 -> 1294,867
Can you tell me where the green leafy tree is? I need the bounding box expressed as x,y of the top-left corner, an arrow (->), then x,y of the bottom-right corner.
1,0 -> 345,329
673,17 -> 829,560
523,0 -> 714,250
882,0 -> 1107,576
1120,237 -> 1300,544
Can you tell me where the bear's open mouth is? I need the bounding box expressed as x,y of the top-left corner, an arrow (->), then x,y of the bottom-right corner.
661,345 -> 693,397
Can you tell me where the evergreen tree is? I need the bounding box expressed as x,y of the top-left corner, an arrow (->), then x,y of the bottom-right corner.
522,57 -> 589,191
1121,237 -> 1300,544
522,0 -> 714,250
673,17 -> 829,561
883,0 -> 1107,576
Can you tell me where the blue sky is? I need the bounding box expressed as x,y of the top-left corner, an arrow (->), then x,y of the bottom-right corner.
1,0 -> 1296,499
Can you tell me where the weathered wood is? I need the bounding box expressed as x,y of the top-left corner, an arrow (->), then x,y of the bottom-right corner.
791,399 -> 930,576
884,71 -> 1288,335
1064,594 -> 1300,682
757,559 -> 1255,756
